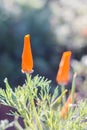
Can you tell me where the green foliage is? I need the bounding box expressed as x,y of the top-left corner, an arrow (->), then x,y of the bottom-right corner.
0,74 -> 87,130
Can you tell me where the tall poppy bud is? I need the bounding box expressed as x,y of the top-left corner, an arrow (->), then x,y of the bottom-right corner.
22,34 -> 33,73
56,51 -> 72,85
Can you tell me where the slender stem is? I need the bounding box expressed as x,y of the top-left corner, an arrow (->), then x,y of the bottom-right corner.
61,84 -> 66,105
51,89 -> 67,110
71,73 -> 77,104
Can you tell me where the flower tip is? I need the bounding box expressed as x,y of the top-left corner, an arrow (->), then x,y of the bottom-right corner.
64,51 -> 72,56
25,34 -> 30,38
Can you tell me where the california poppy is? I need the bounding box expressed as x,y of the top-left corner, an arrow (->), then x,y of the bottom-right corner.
56,51 -> 72,85
60,93 -> 77,118
22,34 -> 33,73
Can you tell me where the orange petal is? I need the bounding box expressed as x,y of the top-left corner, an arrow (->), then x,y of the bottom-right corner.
56,51 -> 72,84
22,34 -> 33,73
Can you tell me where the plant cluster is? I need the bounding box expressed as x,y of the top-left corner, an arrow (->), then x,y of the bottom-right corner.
0,34 -> 87,130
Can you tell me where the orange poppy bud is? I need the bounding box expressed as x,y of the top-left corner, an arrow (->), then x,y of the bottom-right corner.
56,51 -> 72,85
60,93 -> 77,119
22,34 -> 33,73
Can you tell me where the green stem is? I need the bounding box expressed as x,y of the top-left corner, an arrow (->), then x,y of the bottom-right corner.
51,89 -> 67,110
61,84 -> 66,105
71,73 -> 77,104
26,74 -> 42,130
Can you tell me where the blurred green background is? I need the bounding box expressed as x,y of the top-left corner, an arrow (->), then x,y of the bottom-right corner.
1,0 -> 87,94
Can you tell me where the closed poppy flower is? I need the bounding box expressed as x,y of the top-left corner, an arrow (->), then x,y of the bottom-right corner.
56,51 -> 72,85
22,34 -> 33,73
